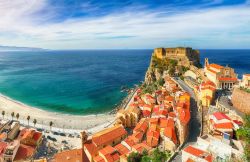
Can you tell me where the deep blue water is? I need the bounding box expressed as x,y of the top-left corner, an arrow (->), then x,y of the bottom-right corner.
0,49 -> 249,115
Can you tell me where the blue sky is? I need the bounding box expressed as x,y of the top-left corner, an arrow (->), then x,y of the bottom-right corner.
0,0 -> 250,49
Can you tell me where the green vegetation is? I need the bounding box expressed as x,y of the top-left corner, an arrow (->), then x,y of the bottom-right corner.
240,86 -> 250,93
236,115 -> 250,161
128,149 -> 171,162
151,56 -> 177,76
141,78 -> 165,94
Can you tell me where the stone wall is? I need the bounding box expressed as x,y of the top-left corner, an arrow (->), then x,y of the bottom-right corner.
231,88 -> 250,115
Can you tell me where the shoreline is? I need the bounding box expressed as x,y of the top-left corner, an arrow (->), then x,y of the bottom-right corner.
0,93 -> 116,133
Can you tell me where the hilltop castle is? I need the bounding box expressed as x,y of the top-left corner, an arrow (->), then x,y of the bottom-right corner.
153,47 -> 200,67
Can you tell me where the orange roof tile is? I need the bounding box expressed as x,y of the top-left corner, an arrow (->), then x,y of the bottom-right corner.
14,144 -> 36,161
214,122 -> 233,129
132,143 -> 151,154
218,77 -> 237,81
212,112 -> 231,120
84,140 -> 99,156
146,130 -> 160,147
133,118 -> 148,134
114,143 -> 129,156
209,64 -> 223,70
183,146 -> 213,162
164,127 -> 177,144
206,67 -> 218,74
98,145 -> 120,162
92,125 -> 127,146
0,142 -> 7,155
94,155 -> 105,162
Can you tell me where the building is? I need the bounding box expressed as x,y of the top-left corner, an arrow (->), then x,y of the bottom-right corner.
52,149 -> 82,162
153,47 -> 200,67
204,58 -> 238,90
182,145 -> 213,162
84,125 -> 127,162
3,140 -> 20,162
93,145 -> 120,162
0,142 -> 7,162
241,74 -> 250,89
198,81 -> 216,107
182,134 -> 244,161
0,121 -> 20,141
18,128 -> 42,146
116,102 -> 141,128
209,112 -> 234,137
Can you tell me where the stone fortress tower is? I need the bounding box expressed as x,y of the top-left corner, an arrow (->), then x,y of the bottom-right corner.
153,47 -> 200,67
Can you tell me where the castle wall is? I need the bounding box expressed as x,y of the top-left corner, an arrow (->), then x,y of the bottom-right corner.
231,88 -> 250,115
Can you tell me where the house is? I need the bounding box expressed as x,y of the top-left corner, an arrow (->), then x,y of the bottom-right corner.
52,149 -> 82,162
209,112 -> 234,137
204,58 -> 238,90
93,145 -> 120,162
0,142 -> 7,162
146,130 -> 160,147
241,74 -> 250,89
182,145 -> 213,162
3,140 -> 20,162
84,125 -> 127,162
198,81 -> 216,107
18,128 -> 43,146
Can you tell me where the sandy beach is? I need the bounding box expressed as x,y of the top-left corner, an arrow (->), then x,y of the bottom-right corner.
0,94 -> 116,134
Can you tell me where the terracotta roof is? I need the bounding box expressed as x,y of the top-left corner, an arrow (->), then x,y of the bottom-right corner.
132,143 -> 151,154
14,144 -> 36,161
178,108 -> 190,125
0,142 -> 7,155
164,127 -> 177,144
98,145 -> 120,162
142,110 -> 151,117
146,130 -> 160,147
92,125 -> 127,146
206,67 -> 218,74
209,63 -> 223,70
84,140 -> 98,156
183,145 -> 213,162
212,112 -> 231,120
114,143 -> 129,156
93,155 -> 105,162
218,77 -> 237,81
214,122 -> 233,130
133,118 -> 148,134
168,112 -> 176,118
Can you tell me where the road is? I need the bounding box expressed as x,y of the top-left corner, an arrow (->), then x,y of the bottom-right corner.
171,77 -> 202,162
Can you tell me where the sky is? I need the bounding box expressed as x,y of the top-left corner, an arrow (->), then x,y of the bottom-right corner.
0,0 -> 250,49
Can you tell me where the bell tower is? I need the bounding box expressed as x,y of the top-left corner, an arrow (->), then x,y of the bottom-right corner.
205,58 -> 209,68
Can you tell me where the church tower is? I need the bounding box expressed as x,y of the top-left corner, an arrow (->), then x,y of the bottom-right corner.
205,58 -> 209,68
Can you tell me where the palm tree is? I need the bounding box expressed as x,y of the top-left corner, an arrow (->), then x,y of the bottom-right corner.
11,112 -> 15,120
16,113 -> 20,121
27,115 -> 30,126
33,119 -> 37,127
1,111 -> 5,119
49,121 -> 53,131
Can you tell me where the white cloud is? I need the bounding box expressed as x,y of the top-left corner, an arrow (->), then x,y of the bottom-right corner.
0,1 -> 250,49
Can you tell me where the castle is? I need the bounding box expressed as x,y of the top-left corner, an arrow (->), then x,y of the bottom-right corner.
153,47 -> 200,67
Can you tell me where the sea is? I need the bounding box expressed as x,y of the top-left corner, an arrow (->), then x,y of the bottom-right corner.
0,49 -> 249,115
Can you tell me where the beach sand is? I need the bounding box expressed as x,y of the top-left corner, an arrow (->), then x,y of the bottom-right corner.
0,94 -> 116,134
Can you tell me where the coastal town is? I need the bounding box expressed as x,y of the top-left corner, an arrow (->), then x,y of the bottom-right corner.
0,47 -> 250,162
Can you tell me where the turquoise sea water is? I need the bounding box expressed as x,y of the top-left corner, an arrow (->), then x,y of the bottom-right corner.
0,49 -> 249,115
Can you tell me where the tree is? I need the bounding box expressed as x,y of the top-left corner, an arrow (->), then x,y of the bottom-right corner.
27,115 -> 30,126
127,152 -> 142,162
151,148 -> 171,162
16,113 -> 20,121
237,115 -> 250,161
11,112 -> 15,120
49,121 -> 53,131
33,119 -> 37,127
2,111 -> 5,119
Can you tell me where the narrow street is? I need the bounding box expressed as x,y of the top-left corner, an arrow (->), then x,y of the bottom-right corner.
171,78 -> 202,162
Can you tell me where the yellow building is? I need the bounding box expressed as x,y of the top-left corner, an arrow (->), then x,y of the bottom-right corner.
241,74 -> 250,89
115,103 -> 141,128
153,47 -> 200,67
198,81 -> 216,107
204,58 -> 238,90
